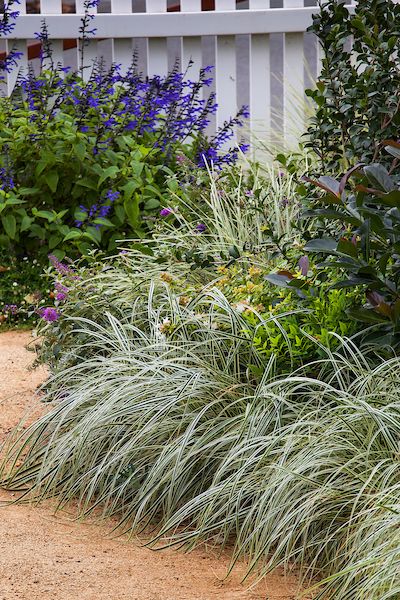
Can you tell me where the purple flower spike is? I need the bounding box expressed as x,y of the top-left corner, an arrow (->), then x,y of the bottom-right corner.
4,304 -> 18,315
298,255 -> 309,276
195,223 -> 206,233
160,207 -> 172,217
39,307 -> 60,322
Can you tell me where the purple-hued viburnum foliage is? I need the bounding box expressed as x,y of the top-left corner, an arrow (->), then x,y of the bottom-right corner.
298,255 -> 310,276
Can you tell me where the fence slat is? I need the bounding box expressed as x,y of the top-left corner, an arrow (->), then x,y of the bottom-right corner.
39,2 -> 64,69
40,0 -> 62,12
17,0 -> 27,13
146,0 -> 167,76
181,1 -> 202,79
283,0 -> 305,147
249,0 -> 270,7
111,0 -> 133,74
249,0 -> 270,142
145,0 -> 167,12
249,33 -> 270,141
215,0 -> 236,133
111,0 -> 132,11
181,0 -> 202,9
215,0 -> 236,9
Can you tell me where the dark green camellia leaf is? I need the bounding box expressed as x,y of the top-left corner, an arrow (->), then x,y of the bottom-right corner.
347,308 -> 388,324
303,176 -> 340,199
304,238 -> 338,253
363,164 -> 396,193
265,273 -> 292,288
304,208 -> 361,226
383,140 -> 400,161
337,238 -> 358,258
378,191 -> 400,208
228,245 -> 240,259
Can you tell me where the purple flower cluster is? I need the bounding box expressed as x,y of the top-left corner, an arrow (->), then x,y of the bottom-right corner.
0,167 -> 14,191
39,307 -> 59,322
12,55 -> 247,168
0,1 -> 22,81
55,282 -> 69,302
75,189 -> 120,229
48,254 -> 74,276
197,105 -> 250,168
160,207 -> 172,217
3,303 -> 18,315
0,6 -> 250,192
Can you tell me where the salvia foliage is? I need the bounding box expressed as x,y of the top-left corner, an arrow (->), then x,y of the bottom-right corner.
0,3 -> 249,258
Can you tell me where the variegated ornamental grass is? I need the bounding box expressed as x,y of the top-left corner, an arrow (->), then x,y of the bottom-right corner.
2,293 -> 400,599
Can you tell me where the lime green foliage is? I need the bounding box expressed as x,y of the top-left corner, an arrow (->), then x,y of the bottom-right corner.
215,261 -> 359,372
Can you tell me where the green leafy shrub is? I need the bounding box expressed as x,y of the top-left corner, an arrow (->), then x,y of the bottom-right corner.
304,158 -> 400,348
214,260 -> 359,373
0,3 -> 248,260
305,0 -> 400,172
0,70 -> 246,260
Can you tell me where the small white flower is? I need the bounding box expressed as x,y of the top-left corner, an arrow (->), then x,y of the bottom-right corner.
233,302 -> 248,313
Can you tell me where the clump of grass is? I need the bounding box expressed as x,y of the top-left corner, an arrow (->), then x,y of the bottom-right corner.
2,289 -> 400,598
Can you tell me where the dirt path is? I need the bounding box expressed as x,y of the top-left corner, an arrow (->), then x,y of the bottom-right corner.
0,331 -> 304,600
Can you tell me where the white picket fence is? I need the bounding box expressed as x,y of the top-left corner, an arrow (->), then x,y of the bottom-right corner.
1,0 -> 357,146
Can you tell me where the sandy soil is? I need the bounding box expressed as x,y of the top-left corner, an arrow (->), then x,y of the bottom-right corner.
0,331 -> 305,600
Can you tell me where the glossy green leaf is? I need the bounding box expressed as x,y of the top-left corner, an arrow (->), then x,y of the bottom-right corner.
1,214 -> 16,239
44,171 -> 59,194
